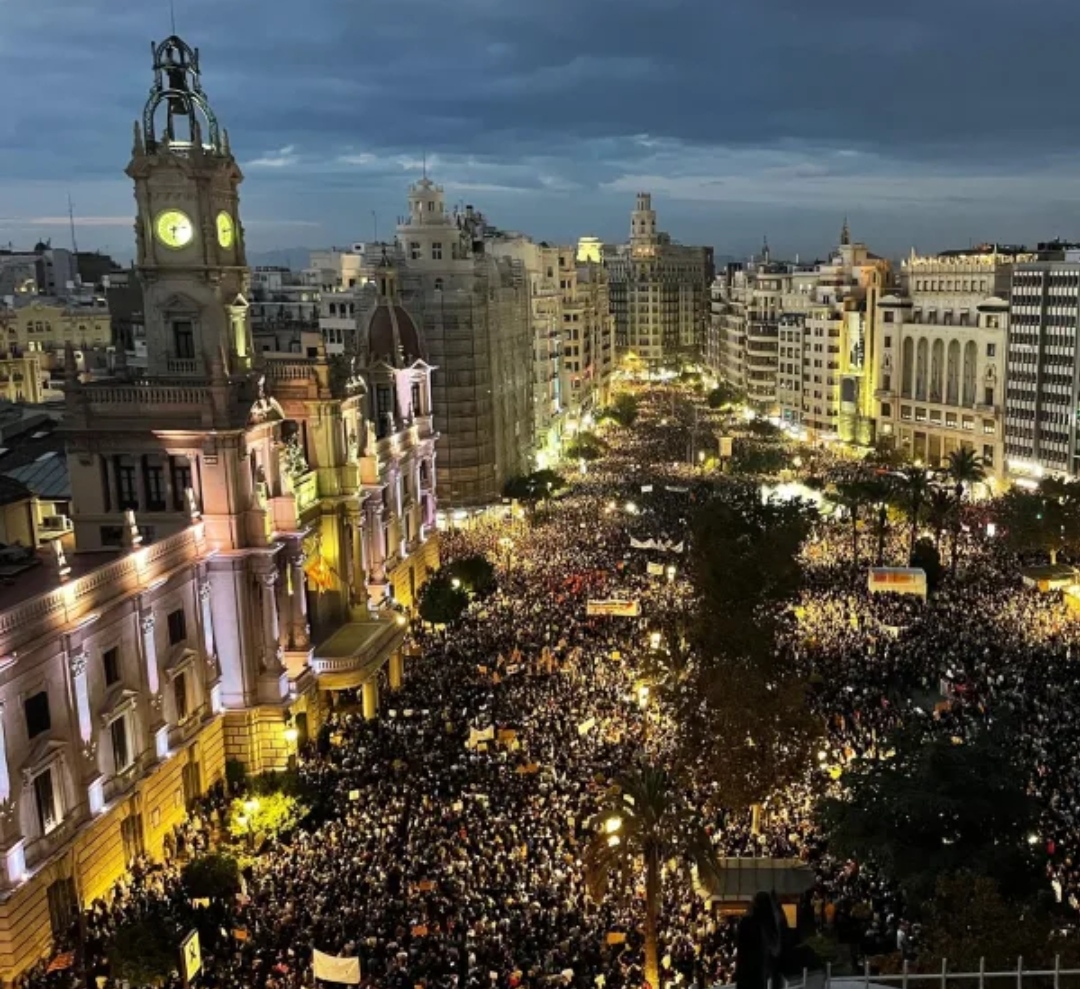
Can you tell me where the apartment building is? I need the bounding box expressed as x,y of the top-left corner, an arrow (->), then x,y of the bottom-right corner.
1004,242 -> 1080,479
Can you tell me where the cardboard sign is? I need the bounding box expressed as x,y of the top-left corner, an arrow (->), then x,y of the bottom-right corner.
606,932 -> 627,946
587,599 -> 641,617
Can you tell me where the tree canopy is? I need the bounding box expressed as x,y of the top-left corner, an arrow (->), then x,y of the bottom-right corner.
599,393 -> 640,427
181,852 -> 241,901
418,572 -> 470,625
109,919 -> 181,986
817,721 -> 1042,908
565,431 -> 608,462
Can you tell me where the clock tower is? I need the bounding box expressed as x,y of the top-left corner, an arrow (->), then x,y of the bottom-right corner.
127,36 -> 253,378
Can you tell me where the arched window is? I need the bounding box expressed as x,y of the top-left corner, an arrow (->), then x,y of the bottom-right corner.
962,341 -> 977,407
915,337 -> 928,401
930,339 -> 944,402
946,340 -> 960,405
901,339 -> 914,398
434,277 -> 444,292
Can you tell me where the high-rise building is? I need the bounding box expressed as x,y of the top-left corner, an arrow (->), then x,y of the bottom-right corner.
876,246 -> 1019,474
1004,242 -> 1080,479
394,180 -> 533,507
485,235 -> 565,463
558,248 -> 615,422
604,193 -> 713,366
0,36 -> 437,977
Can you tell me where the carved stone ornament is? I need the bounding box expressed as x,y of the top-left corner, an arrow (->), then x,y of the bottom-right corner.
198,581 -> 213,603
68,649 -> 89,679
258,571 -> 279,588
0,799 -> 15,826
150,692 -> 163,711
81,740 -> 98,762
141,613 -> 156,635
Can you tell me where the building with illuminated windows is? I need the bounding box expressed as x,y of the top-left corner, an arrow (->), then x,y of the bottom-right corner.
0,35 -> 437,978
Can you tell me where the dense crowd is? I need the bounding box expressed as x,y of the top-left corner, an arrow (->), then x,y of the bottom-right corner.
20,381 -> 1080,989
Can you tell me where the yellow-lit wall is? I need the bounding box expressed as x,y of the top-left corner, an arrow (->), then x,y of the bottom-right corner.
3,302 -> 111,351
0,718 -> 226,981
387,534 -> 440,610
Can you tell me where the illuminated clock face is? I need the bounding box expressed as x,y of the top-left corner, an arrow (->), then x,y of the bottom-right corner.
216,211 -> 235,249
154,209 -> 194,249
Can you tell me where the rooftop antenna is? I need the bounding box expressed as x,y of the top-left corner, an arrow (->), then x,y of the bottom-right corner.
169,0 -> 177,34
422,151 -> 427,180
67,194 -> 79,255
372,210 -> 378,243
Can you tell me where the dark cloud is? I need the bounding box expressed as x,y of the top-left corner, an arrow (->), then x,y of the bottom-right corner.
1,0 -> 1079,258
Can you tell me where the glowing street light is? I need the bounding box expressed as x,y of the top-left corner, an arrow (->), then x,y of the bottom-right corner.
605,816 -> 622,834
665,565 -> 676,582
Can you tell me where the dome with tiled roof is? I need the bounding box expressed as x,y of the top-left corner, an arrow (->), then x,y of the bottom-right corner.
364,252 -> 426,368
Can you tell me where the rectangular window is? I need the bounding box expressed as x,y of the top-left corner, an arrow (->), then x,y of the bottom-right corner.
25,691 -> 50,739
174,673 -> 189,722
983,420 -> 996,435
172,320 -> 195,360
411,382 -> 422,415
103,647 -> 121,687
984,387 -> 994,406
983,445 -> 994,465
144,459 -> 166,511
409,242 -> 421,261
110,716 -> 131,774
881,402 -> 892,417
100,525 -> 124,547
167,608 -> 187,646
986,343 -> 996,357
431,243 -> 443,261
34,768 -> 58,835
883,336 -> 892,348
116,458 -> 138,510
170,456 -> 193,511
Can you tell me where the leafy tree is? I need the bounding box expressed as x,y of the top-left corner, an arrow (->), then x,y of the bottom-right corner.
446,555 -> 497,598
707,383 -> 745,409
684,489 -> 821,806
418,572 -> 469,625
599,392 -> 640,427
925,486 -> 955,553
585,764 -> 722,989
920,873 -> 1060,972
502,469 -> 565,514
108,919 -> 181,986
995,488 -> 1066,563
910,537 -> 942,591
228,791 -> 305,845
565,430 -> 608,462
729,441 -> 788,476
817,721 -> 1042,907
182,852 -> 241,901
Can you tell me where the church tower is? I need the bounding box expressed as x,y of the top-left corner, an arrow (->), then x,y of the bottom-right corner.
127,36 -> 253,378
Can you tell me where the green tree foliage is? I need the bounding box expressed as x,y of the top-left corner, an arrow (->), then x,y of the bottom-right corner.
502,469 -> 565,510
941,448 -> 987,576
585,764 -> 722,989
181,852 -> 241,901
919,873 -> 1065,972
228,791 -> 306,845
817,722 -> 1042,908
446,555 -> 497,598
109,919 -> 181,986
729,441 -> 788,476
706,382 -> 745,409
418,572 -> 470,625
599,393 -> 640,427
682,488 -> 822,806
995,479 -> 1080,564
565,430 -> 608,462
910,537 -> 943,591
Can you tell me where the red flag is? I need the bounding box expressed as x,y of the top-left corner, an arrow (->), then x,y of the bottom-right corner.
47,952 -> 75,973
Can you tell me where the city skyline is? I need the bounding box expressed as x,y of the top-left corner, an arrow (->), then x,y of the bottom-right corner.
5,0 -> 1080,259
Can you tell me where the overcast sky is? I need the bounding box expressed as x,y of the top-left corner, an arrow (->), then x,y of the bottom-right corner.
2,0 -> 1079,263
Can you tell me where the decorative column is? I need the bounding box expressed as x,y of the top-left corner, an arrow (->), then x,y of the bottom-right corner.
258,571 -> 284,672
0,701 -> 11,815
283,544 -> 311,650
362,678 -> 378,720
141,611 -> 161,714
348,508 -> 365,606
68,648 -> 93,759
388,651 -> 404,691
198,579 -> 216,666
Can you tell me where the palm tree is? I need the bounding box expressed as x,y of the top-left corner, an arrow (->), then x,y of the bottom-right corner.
585,764 -> 722,989
861,475 -> 893,566
833,480 -> 868,568
942,448 -> 986,575
896,466 -> 932,556
925,487 -> 954,553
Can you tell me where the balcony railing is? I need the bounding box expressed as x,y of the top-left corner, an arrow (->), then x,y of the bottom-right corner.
0,524 -> 207,655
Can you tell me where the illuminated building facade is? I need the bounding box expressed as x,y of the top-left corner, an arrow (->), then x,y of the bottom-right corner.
0,35 -> 436,978
876,246 -> 1019,474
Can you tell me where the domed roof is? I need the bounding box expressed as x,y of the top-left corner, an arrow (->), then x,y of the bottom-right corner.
365,301 -> 425,368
